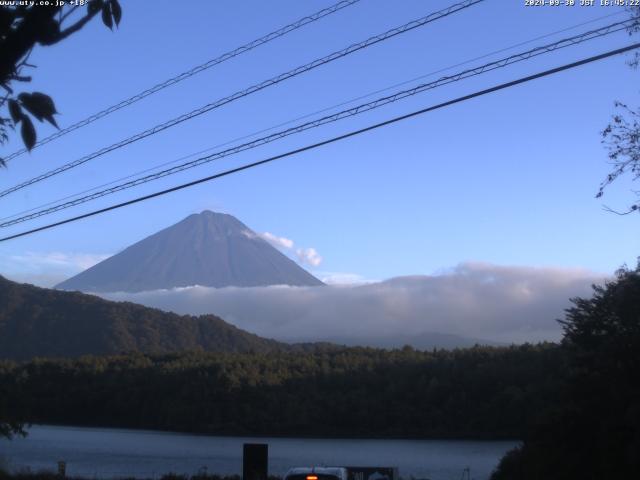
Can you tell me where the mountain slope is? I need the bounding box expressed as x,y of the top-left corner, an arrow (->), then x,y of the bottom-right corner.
0,275 -> 284,361
56,211 -> 323,292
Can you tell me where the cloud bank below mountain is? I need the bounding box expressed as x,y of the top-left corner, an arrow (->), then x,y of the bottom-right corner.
99,262 -> 606,346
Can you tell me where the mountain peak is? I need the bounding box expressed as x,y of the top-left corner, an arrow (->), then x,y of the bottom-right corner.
184,210 -> 236,223
56,212 -> 324,292
196,210 -> 229,219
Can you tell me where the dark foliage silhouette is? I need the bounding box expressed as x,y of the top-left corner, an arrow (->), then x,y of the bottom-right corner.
491,263 -> 640,479
0,0 -> 121,163
598,7 -> 640,213
0,275 -> 285,361
0,343 -> 563,439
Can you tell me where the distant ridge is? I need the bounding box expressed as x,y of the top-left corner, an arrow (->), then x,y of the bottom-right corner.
56,211 -> 324,293
0,275 -> 285,361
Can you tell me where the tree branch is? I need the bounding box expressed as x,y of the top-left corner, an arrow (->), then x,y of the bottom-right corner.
602,204 -> 638,216
54,6 -> 101,43
59,5 -> 80,24
9,74 -> 31,82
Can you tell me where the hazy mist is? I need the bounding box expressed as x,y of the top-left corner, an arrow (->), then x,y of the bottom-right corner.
100,262 -> 605,346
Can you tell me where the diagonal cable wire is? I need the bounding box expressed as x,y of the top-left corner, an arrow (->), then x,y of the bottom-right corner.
2,42 -> 639,243
0,9 -> 625,224
0,0 -> 485,199
0,18 -> 634,229
1,0 -> 363,163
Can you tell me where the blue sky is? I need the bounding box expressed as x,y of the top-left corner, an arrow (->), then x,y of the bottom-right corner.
1,0 -> 639,286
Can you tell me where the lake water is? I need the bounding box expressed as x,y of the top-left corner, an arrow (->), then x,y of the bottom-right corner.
0,425 -> 518,480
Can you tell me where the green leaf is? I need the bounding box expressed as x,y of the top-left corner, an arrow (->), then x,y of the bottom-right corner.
42,113 -> 59,128
30,92 -> 58,114
110,0 -> 122,26
101,2 -> 113,29
20,115 -> 36,151
36,18 -> 61,45
8,99 -> 22,124
17,92 -> 59,128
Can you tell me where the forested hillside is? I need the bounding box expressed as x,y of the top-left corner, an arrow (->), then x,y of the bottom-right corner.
0,345 -> 563,439
0,276 -> 283,360
491,265 -> 640,479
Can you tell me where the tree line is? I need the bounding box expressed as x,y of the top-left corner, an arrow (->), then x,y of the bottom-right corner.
0,343 -> 562,440
491,264 -> 640,479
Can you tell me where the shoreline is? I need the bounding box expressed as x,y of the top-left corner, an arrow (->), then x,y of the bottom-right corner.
16,423 -> 522,443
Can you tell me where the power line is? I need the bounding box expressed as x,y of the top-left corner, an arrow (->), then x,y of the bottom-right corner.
1,0 -> 363,163
1,18 -> 634,228
0,0 -> 485,199
1,42 -> 638,243
0,10 -> 625,225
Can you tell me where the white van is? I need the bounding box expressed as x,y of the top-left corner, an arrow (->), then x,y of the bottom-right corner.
284,467 -> 349,480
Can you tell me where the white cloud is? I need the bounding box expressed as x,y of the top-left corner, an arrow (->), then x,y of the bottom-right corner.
10,252 -> 111,270
296,247 -> 322,267
252,231 -> 322,268
99,262 -> 606,346
260,232 -> 294,250
317,271 -> 375,285
1,251 -> 111,287
3,272 -> 70,288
